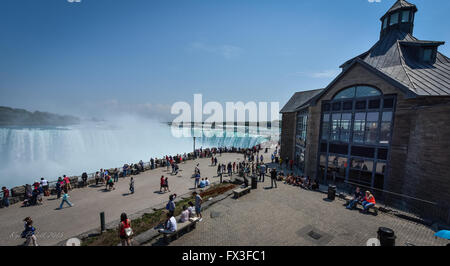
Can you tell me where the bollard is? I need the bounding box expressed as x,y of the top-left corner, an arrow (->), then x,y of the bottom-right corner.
377,227 -> 396,246
100,212 -> 105,233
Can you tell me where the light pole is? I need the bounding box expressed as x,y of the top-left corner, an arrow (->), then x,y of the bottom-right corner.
193,137 -> 196,158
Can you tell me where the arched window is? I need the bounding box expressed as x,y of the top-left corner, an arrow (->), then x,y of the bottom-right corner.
333,86 -> 382,100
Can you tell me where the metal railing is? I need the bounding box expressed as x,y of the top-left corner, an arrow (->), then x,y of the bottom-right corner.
0,146 -> 260,200
339,180 -> 450,225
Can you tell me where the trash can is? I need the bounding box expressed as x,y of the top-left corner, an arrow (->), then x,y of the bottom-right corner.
377,227 -> 396,246
327,185 -> 336,201
251,176 -> 258,189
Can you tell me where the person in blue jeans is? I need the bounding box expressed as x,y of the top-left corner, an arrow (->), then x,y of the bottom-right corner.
362,191 -> 376,213
194,173 -> 201,188
2,187 -> 10,208
346,187 -> 364,210
58,189 -> 73,209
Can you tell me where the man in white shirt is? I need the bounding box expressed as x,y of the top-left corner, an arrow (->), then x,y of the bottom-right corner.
159,212 -> 177,233
40,177 -> 49,195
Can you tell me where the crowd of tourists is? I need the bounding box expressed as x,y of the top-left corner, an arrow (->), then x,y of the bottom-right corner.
4,145 -> 266,246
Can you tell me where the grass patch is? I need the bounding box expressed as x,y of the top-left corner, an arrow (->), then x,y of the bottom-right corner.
81,182 -> 236,246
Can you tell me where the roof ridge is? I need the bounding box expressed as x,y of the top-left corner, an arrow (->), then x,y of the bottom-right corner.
395,41 -> 418,93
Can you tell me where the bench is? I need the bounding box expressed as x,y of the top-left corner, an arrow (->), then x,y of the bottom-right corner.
345,196 -> 379,215
233,186 -> 251,199
160,218 -> 199,243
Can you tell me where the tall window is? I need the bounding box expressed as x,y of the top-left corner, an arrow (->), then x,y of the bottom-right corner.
319,85 -> 395,190
390,12 -> 399,25
383,17 -> 388,29
380,112 -> 393,144
365,112 -> 379,144
296,112 -> 308,142
401,10 -> 410,22
353,113 -> 366,143
340,113 -> 352,142
321,114 -> 330,140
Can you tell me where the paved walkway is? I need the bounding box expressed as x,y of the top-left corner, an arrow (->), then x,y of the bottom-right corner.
162,178 -> 448,246
0,152 -> 249,246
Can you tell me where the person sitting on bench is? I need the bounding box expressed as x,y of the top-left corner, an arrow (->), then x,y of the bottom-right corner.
179,205 -> 190,223
361,191 -> 376,213
346,187 -> 364,210
158,212 -> 177,234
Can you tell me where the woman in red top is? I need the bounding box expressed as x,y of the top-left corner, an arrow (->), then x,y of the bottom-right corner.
118,213 -> 132,246
362,191 -> 376,213
160,176 -> 165,193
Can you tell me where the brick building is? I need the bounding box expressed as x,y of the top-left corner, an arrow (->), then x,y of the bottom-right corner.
280,0 -> 450,224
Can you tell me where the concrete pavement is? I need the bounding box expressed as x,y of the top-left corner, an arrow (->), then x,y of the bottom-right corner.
0,152 -> 248,246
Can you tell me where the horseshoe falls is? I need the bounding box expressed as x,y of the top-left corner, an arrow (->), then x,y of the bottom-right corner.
0,121 -> 276,188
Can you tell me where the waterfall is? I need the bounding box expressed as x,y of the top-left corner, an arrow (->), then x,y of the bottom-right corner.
0,123 -> 276,188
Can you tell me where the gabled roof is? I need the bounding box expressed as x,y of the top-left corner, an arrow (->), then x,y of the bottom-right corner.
386,0 -> 417,15
280,89 -> 323,113
340,30 -> 450,96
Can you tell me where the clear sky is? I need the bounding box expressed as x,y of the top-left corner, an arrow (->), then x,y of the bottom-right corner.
1,0 -> 449,121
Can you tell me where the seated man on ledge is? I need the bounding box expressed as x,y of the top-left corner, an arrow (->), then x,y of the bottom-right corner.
158,212 -> 177,234
346,187 -> 364,210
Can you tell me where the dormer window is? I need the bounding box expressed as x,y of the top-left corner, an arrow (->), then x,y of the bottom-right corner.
390,12 -> 399,25
423,48 -> 433,62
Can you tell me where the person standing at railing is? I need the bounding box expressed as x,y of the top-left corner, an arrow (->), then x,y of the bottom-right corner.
63,175 -> 72,191
113,168 -> 119,182
40,178 -> 49,196
2,187 -> 10,208
81,172 -> 88,187
95,172 -> 100,186
56,178 -> 63,199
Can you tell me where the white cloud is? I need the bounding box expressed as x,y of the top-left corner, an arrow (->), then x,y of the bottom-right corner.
188,42 -> 244,59
368,0 -> 381,3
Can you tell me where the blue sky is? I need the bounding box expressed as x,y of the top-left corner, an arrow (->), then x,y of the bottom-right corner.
1,0 -> 449,120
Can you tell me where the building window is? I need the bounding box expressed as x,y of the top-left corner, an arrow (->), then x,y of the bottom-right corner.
383,17 -> 388,29
334,87 -> 356,99
340,113 -> 352,142
365,112 -> 379,144
423,48 -> 433,62
349,158 -> 374,186
296,112 -> 308,143
333,86 -> 381,100
321,114 -> 330,140
353,112 -> 366,143
380,112 -> 393,144
401,10 -> 410,22
331,113 -> 341,141
318,86 -> 395,190
390,12 -> 399,25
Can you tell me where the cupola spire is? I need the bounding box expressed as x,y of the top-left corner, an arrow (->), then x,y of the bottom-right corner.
380,0 -> 418,39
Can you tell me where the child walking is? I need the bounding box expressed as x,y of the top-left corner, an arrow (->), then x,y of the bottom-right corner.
129,177 -> 134,194
58,189 -> 74,209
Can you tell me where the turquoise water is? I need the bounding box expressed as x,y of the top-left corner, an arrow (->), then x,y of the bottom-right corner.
0,122 -> 277,188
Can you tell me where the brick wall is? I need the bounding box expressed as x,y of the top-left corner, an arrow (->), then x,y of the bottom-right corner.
280,112 -> 296,161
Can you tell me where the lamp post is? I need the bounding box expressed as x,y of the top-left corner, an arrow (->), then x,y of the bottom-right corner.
193,137 -> 196,159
